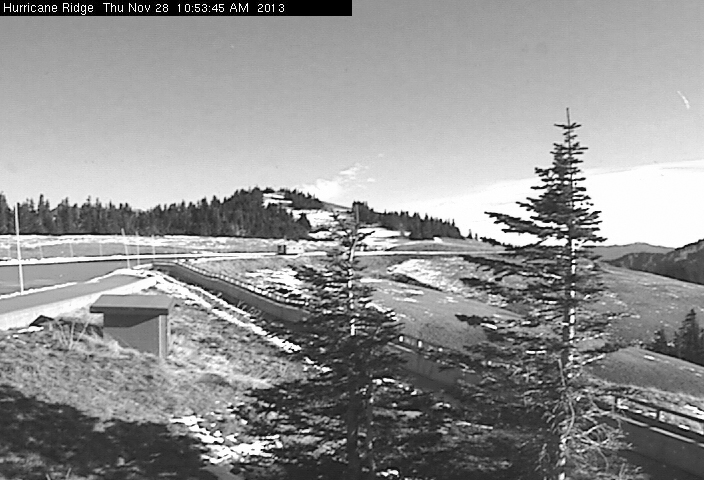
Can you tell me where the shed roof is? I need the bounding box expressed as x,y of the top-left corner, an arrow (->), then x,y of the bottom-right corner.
90,294 -> 175,315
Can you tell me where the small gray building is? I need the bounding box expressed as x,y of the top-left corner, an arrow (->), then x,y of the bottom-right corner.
90,294 -> 175,358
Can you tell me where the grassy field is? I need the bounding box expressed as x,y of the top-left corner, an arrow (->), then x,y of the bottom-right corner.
0,280 -> 307,480
386,238 -> 504,252
370,277 -> 518,350
369,256 -> 704,344
192,253 -> 704,356
596,264 -> 704,343
589,347 -> 704,398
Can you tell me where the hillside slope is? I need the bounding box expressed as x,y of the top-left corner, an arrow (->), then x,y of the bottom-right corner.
0,279 -> 308,479
610,238 -> 704,285
364,256 -> 704,345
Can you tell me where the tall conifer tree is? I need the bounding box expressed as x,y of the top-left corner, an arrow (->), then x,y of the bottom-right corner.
462,110 -> 638,480
242,214 -> 462,480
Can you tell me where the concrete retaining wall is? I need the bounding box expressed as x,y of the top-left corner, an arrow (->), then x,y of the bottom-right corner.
158,263 -> 307,322
0,277 -> 157,330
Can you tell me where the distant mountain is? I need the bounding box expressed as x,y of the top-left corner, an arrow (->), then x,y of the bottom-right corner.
609,239 -> 704,285
593,243 -> 673,261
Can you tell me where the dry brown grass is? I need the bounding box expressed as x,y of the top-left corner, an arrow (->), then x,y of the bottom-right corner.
0,286 -> 307,479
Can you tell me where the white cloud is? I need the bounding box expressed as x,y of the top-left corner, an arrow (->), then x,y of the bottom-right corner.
299,163 -> 372,203
395,159 -> 704,248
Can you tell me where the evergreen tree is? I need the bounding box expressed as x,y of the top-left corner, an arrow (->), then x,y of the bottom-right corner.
296,212 -> 311,231
37,194 -> 54,234
460,110 -> 637,480
674,309 -> 702,364
241,216 -> 462,480
282,188 -> 325,209
0,193 -> 11,234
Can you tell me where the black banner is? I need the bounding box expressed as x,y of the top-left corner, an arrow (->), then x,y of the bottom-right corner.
1,1 -> 352,16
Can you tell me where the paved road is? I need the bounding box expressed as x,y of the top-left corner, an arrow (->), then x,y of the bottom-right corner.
0,274 -> 145,315
0,261 -> 127,295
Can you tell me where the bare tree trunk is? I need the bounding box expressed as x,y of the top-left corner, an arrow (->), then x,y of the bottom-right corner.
361,377 -> 376,480
555,222 -> 578,480
346,379 -> 361,480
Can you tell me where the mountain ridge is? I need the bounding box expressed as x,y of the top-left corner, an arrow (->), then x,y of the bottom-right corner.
593,242 -> 673,261
609,238 -> 704,286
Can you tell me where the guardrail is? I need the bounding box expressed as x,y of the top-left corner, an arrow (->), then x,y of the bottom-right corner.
608,395 -> 704,440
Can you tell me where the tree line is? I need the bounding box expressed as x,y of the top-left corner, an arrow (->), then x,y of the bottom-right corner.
0,188 -> 465,242
648,309 -> 704,366
0,189 -> 322,239
352,201 -> 464,239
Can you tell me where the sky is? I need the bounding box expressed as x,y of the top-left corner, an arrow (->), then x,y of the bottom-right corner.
0,1 -> 702,248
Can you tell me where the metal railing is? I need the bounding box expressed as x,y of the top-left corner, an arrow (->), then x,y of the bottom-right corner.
607,395 -> 704,438
158,260 -> 309,307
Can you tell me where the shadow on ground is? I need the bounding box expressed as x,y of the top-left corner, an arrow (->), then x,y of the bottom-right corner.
0,384 -> 220,480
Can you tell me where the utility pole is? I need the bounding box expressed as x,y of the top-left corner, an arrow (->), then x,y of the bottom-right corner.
14,204 -> 24,294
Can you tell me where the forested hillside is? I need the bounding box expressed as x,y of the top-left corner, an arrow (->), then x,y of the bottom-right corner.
0,189 -> 310,239
610,238 -> 704,285
353,201 -> 464,239
0,189 -> 464,241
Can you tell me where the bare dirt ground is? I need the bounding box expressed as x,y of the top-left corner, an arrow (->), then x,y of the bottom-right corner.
0,276 -> 307,480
